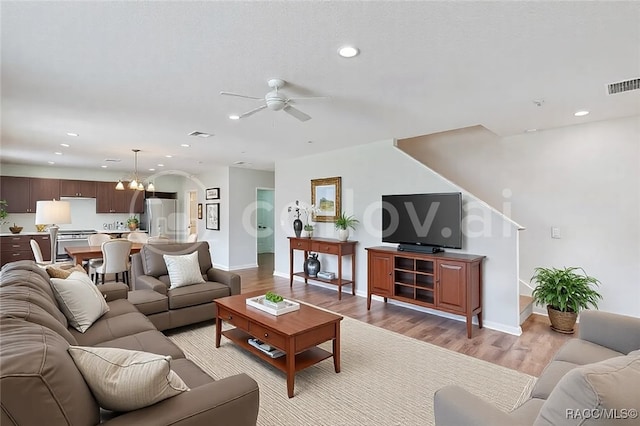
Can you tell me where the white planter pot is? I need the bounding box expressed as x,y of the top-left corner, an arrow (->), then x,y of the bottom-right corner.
337,228 -> 349,241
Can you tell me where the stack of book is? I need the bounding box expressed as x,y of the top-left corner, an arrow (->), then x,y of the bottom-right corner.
248,338 -> 285,358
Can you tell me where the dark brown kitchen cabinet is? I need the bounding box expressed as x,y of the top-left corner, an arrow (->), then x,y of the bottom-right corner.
96,181 -> 143,213
59,180 -> 96,198
0,176 -> 60,213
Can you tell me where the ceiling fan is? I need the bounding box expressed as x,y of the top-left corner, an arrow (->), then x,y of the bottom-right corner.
220,79 -> 325,122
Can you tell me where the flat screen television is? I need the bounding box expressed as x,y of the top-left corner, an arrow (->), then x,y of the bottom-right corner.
381,192 -> 462,250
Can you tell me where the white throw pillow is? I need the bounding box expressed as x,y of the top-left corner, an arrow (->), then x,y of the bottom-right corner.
163,251 -> 206,289
50,271 -> 109,332
68,346 -> 189,411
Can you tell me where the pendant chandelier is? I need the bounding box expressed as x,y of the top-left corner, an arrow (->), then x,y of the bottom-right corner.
115,149 -> 155,191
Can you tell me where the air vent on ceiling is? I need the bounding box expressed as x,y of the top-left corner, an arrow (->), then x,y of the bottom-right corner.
188,131 -> 212,138
607,78 -> 640,95
104,158 -> 121,162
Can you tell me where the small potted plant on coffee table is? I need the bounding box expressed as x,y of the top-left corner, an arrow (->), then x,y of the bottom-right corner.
531,266 -> 602,334
263,291 -> 285,309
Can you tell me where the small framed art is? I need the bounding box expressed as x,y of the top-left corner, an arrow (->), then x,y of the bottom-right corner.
206,203 -> 220,230
311,176 -> 341,222
206,187 -> 220,200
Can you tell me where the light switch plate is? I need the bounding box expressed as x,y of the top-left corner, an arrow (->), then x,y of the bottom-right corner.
551,227 -> 561,239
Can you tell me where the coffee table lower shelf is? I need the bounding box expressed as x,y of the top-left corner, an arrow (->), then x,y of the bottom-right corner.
222,328 -> 333,372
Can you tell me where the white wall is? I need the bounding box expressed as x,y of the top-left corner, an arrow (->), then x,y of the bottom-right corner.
275,140 -> 523,335
396,116 -> 640,317
228,167 -> 275,269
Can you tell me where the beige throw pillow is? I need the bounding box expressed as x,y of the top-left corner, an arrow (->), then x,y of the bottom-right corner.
46,264 -> 86,279
68,346 -> 189,411
50,271 -> 109,332
163,251 -> 205,289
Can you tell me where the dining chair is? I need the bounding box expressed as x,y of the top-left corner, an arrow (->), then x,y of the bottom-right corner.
127,231 -> 149,244
29,239 -> 74,268
93,239 -> 132,285
87,234 -> 112,281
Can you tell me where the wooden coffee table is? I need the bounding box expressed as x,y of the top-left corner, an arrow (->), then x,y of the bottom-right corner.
214,292 -> 343,398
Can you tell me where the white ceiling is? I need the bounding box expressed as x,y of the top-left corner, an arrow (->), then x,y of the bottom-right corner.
2,1 -> 639,176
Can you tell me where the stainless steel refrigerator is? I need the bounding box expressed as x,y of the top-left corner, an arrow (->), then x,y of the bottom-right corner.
140,197 -> 178,239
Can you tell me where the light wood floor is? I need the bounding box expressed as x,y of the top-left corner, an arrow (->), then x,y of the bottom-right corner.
238,253 -> 573,377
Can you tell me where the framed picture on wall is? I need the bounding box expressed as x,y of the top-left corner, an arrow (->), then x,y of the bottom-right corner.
206,203 -> 220,230
311,176 -> 341,222
206,188 -> 220,200
197,203 -> 203,220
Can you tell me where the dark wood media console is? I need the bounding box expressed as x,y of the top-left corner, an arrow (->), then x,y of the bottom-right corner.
366,246 -> 485,338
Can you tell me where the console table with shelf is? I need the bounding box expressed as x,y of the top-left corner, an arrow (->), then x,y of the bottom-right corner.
288,237 -> 357,300
366,246 -> 485,338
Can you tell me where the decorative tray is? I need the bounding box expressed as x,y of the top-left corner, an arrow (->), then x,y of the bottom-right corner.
246,295 -> 300,316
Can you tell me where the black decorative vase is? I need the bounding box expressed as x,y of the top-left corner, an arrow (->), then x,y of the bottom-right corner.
293,218 -> 303,238
303,253 -> 321,278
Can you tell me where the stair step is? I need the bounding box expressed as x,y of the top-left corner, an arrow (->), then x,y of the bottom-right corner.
519,295 -> 534,325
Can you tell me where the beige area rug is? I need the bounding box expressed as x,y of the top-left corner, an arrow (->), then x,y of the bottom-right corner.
168,316 -> 535,426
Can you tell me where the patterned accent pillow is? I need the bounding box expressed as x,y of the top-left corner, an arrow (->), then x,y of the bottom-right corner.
67,346 -> 189,411
46,264 -> 86,279
50,271 -> 109,332
163,251 -> 206,289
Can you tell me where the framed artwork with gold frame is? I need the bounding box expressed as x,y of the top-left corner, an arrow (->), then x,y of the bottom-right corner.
311,176 -> 341,222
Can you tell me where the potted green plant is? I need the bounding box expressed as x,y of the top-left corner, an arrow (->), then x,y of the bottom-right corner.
0,200 -> 8,227
302,224 -> 314,238
530,266 -> 602,334
127,216 -> 139,231
335,211 -> 359,241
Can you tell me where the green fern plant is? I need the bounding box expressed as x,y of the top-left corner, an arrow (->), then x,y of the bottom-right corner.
530,266 -> 602,313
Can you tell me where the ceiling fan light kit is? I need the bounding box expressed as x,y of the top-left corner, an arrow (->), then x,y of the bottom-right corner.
220,78 -> 323,122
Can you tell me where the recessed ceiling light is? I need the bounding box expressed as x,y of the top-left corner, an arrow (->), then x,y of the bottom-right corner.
101,165 -> 108,168
148,168 -> 155,171
525,128 -> 538,133
180,144 -> 190,148
157,164 -> 164,167
165,155 -> 172,158
48,161 -> 55,165
574,110 -> 590,117
229,114 -> 240,120
60,143 -> 70,147
338,46 -> 360,58
66,132 -> 79,137
54,152 -> 62,155
188,131 -> 212,138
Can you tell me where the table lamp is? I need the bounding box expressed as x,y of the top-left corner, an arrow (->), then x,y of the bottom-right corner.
35,200 -> 71,264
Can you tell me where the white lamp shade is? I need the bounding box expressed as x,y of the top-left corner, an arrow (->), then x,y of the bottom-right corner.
35,200 -> 71,225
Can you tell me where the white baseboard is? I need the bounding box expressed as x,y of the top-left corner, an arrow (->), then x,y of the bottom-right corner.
228,263 -> 258,271
274,270 -> 523,336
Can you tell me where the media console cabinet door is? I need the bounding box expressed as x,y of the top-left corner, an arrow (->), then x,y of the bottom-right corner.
436,260 -> 467,313
368,251 -> 393,296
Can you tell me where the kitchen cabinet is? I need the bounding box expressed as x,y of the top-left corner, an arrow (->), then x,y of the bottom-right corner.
0,234 -> 51,266
0,176 -> 60,213
59,180 -> 96,198
96,181 -> 143,213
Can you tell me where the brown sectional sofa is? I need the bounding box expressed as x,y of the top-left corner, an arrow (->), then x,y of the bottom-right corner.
130,241 -> 239,331
434,310 -> 640,425
0,260 -> 259,425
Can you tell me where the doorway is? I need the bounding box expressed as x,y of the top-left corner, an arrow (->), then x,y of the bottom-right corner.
256,188 -> 274,268
187,190 -> 197,241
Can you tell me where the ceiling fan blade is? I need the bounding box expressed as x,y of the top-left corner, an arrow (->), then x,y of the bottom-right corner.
287,96 -> 330,101
239,104 -> 268,118
220,91 -> 262,100
283,105 -> 311,122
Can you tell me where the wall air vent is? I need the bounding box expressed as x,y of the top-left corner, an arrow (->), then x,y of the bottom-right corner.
188,131 -> 212,138
607,78 -> 640,94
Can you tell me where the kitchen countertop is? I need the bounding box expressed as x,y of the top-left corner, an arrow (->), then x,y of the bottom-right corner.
1,229 -> 134,237
0,231 -> 50,237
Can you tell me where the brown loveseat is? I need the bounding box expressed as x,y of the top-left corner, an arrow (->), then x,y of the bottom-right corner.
130,241 -> 238,331
0,260 -> 259,425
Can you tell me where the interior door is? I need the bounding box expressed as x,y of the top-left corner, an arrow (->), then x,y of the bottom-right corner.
188,191 -> 197,239
256,189 -> 274,254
